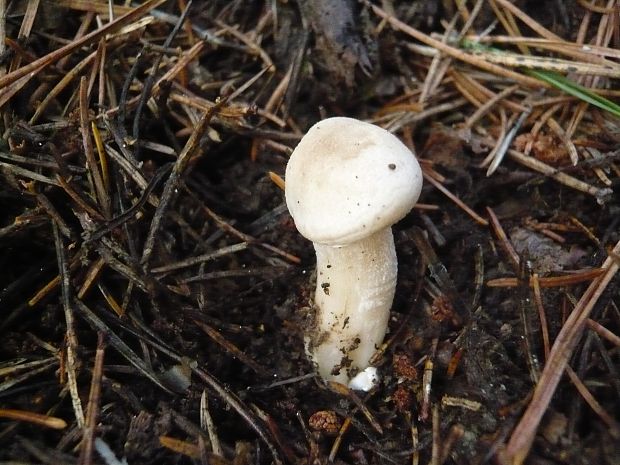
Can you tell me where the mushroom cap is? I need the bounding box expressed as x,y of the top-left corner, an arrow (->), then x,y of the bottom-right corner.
285,117 -> 422,246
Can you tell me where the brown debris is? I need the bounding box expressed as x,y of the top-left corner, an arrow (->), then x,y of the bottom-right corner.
308,410 -> 342,436
392,352 -> 418,381
0,1 -> 618,465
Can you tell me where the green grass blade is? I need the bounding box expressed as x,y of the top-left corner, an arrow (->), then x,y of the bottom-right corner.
526,69 -> 620,118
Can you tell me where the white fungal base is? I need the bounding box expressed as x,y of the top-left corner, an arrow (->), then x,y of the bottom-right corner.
306,228 -> 397,384
348,367 -> 380,391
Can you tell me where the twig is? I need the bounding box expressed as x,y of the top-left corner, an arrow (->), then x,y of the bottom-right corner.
192,319 -> 269,376
213,18 -> 274,69
420,339 -> 438,422
133,0 -> 193,160
385,98 -> 469,132
465,84 -> 519,129
486,108 -> 530,176
151,242 -> 248,273
0,0 -> 168,89
466,35 -> 620,60
423,171 -> 489,226
531,274 -> 550,359
486,207 -> 520,269
140,98 -> 226,270
80,76 -> 110,217
29,52 -> 97,124
84,162 -> 171,243
77,258 -> 106,299
0,360 -> 58,394
189,193 -> 300,264
200,390 -> 223,457
505,238 -> 620,464
419,14 -> 458,104
410,413 -> 419,465
329,417 -> 352,462
492,0 -> 563,42
74,299 -> 172,393
565,365 -> 620,437
0,409 -> 66,430
439,424 -> 464,465
78,333 -> 106,465
191,367 -> 284,465
507,149 -> 613,202
430,404 -> 440,465
0,161 -> 60,186
361,0 -> 545,88
0,0 -> 6,58
586,318 -> 620,348
9,0 -> 40,72
327,382 -> 383,434
53,221 -> 85,428
486,268 -> 605,288
517,260 -> 542,383
547,117 -> 579,165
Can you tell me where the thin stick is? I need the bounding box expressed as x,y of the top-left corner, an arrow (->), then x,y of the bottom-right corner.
151,243 -> 248,273
486,207 -> 520,269
362,1 -> 545,88
430,404 -> 440,465
587,319 -> 620,348
29,52 -> 97,124
547,118 -> 579,165
505,238 -> 620,464
9,0 -> 40,72
53,221 -> 85,428
486,268 -> 605,288
200,390 -> 223,457
491,0 -> 563,42
423,172 -> 489,226
78,333 -> 106,465
140,98 -> 225,270
566,366 -> 620,436
133,0 -> 193,160
80,76 -> 109,217
507,149 -> 613,201
465,84 -> 519,129
0,409 -> 66,430
0,0 -> 6,59
531,274 -> 551,359
0,0 -> 168,89
486,109 -> 530,176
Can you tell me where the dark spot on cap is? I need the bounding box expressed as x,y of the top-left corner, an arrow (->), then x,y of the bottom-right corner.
388,163 -> 396,170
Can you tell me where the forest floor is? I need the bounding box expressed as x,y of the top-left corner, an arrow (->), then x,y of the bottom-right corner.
0,1 -> 619,464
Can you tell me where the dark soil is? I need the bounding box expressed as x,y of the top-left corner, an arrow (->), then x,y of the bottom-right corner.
0,1 -> 619,464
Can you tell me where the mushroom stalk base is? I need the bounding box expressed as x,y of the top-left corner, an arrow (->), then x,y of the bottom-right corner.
306,228 -> 397,384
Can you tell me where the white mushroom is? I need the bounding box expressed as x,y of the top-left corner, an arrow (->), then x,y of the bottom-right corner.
285,117 -> 422,386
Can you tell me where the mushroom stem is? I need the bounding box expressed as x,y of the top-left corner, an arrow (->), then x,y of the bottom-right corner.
307,228 -> 397,384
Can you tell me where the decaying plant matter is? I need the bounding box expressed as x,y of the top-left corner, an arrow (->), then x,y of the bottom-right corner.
0,1 -> 618,464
